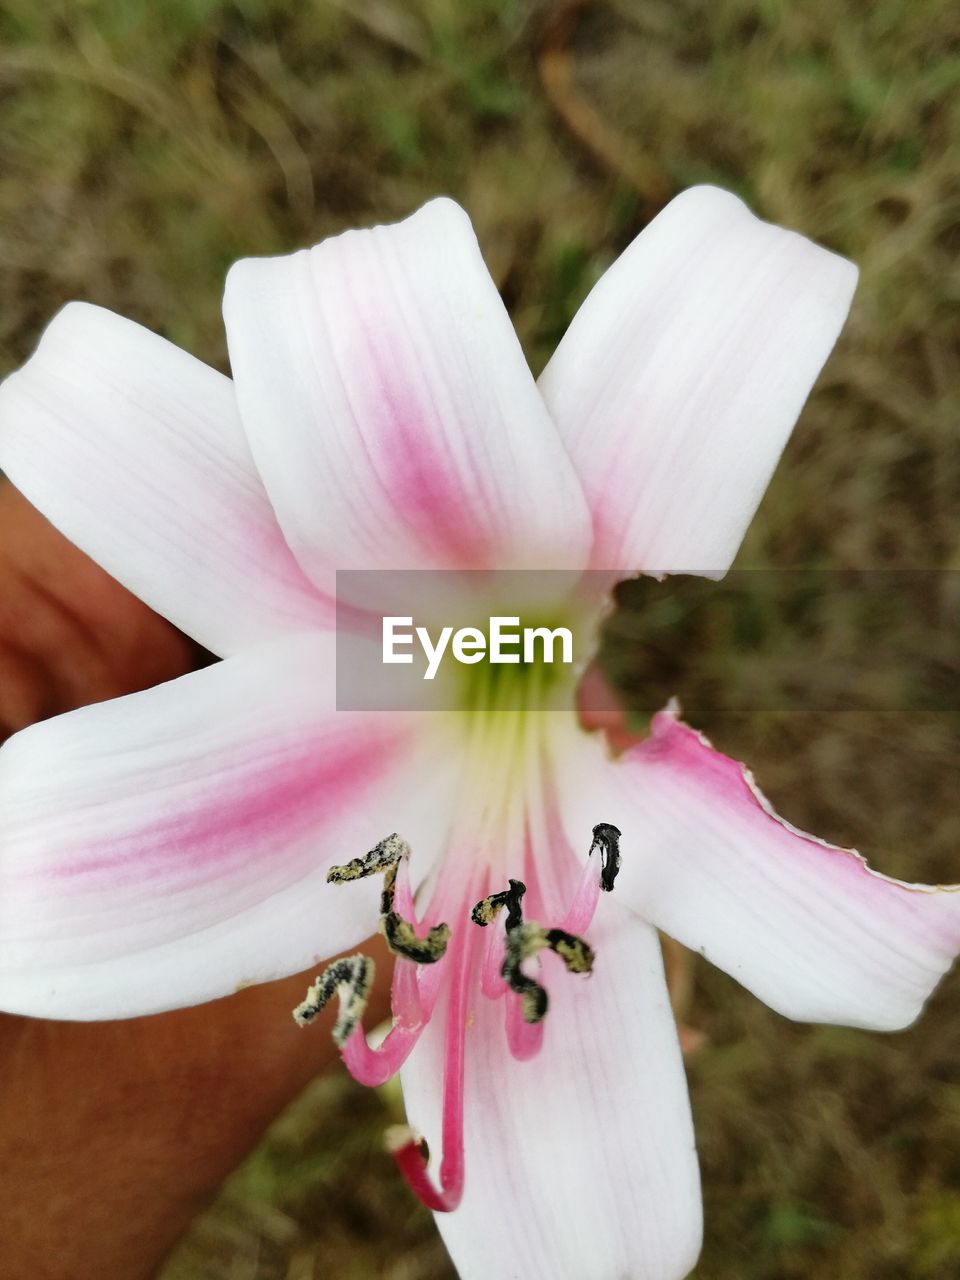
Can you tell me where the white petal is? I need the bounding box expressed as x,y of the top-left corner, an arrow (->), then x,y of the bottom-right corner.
0,303 -> 329,656
553,708 -> 960,1030
401,905 -> 702,1280
0,634 -> 461,1019
223,197 -> 592,594
539,186 -> 858,574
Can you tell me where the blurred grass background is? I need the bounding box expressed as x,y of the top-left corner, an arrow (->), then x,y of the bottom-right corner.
1,0 -> 958,1276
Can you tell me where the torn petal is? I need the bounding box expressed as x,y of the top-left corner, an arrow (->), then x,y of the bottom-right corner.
554,707 -> 960,1030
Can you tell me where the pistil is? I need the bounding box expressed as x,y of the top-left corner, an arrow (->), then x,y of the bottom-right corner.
385,898 -> 478,1213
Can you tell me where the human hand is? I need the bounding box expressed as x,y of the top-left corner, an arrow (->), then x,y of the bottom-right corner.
0,480 -> 391,1280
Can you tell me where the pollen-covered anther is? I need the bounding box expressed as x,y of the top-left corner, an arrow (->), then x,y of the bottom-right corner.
293,954 -> 375,1046
545,927 -> 595,974
590,822 -> 622,892
381,912 -> 451,964
327,831 -> 410,884
470,878 -> 526,929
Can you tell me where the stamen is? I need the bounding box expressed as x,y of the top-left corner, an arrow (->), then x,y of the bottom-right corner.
472,879 -> 595,1029
473,880 -> 526,998
503,921 -> 595,1024
340,951 -> 451,1089
329,832 -> 451,966
382,913 -> 452,964
292,954 -> 374,1046
479,912 -> 508,999
505,987 -> 544,1060
385,1124 -> 428,1161
341,1019 -> 418,1087
300,835 -> 453,1086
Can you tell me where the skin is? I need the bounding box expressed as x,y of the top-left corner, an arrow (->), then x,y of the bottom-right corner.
0,480 -> 392,1280
0,479 -> 696,1278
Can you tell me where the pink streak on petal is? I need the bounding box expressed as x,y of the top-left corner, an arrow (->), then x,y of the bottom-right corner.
379,405 -> 488,568
641,703 -> 960,948
524,755 -> 587,921
347,317 -> 491,569
43,731 -> 401,890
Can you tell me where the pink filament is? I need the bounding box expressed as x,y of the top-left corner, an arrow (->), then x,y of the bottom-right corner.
342,1020 -> 422,1087
341,950 -> 451,1088
559,849 -> 602,935
392,957 -> 423,1030
392,906 -> 475,1212
479,915 -> 507,999
392,855 -> 417,919
340,858 -> 444,1088
492,847 -> 602,1063
391,860 -> 424,1027
504,989 -> 544,1061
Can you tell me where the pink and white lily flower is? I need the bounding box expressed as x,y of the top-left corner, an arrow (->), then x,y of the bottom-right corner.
2,188 -> 958,1280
